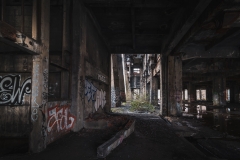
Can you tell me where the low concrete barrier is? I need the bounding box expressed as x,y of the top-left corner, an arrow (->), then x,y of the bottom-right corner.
97,119 -> 135,158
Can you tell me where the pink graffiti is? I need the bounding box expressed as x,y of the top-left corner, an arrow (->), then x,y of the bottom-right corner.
47,105 -> 75,133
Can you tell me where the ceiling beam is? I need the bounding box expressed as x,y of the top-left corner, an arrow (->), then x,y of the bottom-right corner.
181,45 -> 240,60
163,0 -> 212,56
111,46 -> 161,53
205,28 -> 240,50
84,2 -> 178,8
0,21 -> 42,55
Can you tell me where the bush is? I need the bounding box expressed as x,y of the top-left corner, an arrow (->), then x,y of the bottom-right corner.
129,95 -> 154,112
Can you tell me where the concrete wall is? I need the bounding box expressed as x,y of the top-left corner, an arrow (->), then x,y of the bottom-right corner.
84,11 -> 110,117
0,0 -> 110,152
0,54 -> 32,137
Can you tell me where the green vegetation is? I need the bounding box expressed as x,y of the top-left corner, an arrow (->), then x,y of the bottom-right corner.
129,94 -> 154,113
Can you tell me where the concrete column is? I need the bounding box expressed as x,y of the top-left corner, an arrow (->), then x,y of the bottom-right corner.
230,82 -> 235,103
188,82 -> 196,103
234,83 -> 239,103
207,85 -> 212,102
111,54 -> 121,107
212,77 -> 226,106
122,55 -> 131,102
146,82 -> 150,101
30,0 -> 49,153
168,56 -> 182,116
117,55 -> 126,102
150,72 -> 158,106
71,0 -> 86,132
61,0 -> 70,99
160,56 -> 168,116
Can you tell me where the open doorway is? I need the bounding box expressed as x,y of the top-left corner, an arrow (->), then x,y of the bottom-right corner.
110,54 -> 160,115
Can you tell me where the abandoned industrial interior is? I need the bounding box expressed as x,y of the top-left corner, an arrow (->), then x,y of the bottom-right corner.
1,0 -> 240,159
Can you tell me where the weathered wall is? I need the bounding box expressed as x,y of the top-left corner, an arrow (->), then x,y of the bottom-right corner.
84,10 -> 110,117
0,54 -> 32,137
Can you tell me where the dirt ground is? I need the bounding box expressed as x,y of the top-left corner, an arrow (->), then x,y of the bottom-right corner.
0,113 -> 228,160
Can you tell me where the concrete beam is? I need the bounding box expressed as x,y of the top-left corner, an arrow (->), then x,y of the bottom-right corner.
0,21 -> 43,55
181,45 -> 240,60
163,0 -> 212,56
111,46 -> 161,54
84,0 -> 178,8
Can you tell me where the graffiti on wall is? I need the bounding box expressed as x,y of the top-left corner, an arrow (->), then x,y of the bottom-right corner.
85,79 -> 106,111
111,88 -> 117,107
111,87 -> 120,107
0,75 -> 31,105
85,79 -> 97,102
47,104 -> 76,133
31,63 -> 40,121
95,89 -> 106,111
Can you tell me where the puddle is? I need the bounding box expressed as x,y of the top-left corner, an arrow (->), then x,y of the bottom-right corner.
184,105 -> 240,137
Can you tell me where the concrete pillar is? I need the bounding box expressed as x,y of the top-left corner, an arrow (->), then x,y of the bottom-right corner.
71,0 -> 86,132
117,55 -> 126,102
146,82 -> 150,101
168,56 -> 182,116
230,82 -> 235,103
139,68 -> 144,98
160,56 -> 168,116
111,54 -> 121,107
188,82 -> 196,103
207,85 -> 212,102
212,77 -> 226,106
122,55 -> 131,102
30,0 -> 49,153
150,72 -> 158,106
61,0 -> 71,99
234,83 -> 239,103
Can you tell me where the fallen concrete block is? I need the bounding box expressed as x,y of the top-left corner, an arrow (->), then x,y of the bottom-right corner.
97,120 -> 135,158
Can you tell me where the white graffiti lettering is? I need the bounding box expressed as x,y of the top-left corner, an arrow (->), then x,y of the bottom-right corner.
47,105 -> 75,133
0,75 -> 31,105
95,89 -> 106,111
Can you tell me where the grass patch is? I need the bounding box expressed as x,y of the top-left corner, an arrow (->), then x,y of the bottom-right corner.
129,95 -> 154,112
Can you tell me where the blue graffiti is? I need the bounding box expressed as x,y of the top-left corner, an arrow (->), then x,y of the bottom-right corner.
85,79 -> 97,102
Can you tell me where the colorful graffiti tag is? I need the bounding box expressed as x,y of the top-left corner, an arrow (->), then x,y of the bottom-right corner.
85,79 -> 106,111
47,104 -> 76,133
0,75 -> 31,105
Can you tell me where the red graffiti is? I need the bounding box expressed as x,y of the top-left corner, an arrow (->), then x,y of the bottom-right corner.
47,104 -> 75,133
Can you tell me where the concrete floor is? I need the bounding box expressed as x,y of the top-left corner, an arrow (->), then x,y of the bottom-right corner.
2,112 -> 236,160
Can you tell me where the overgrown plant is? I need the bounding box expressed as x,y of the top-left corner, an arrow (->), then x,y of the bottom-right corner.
129,94 -> 155,113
